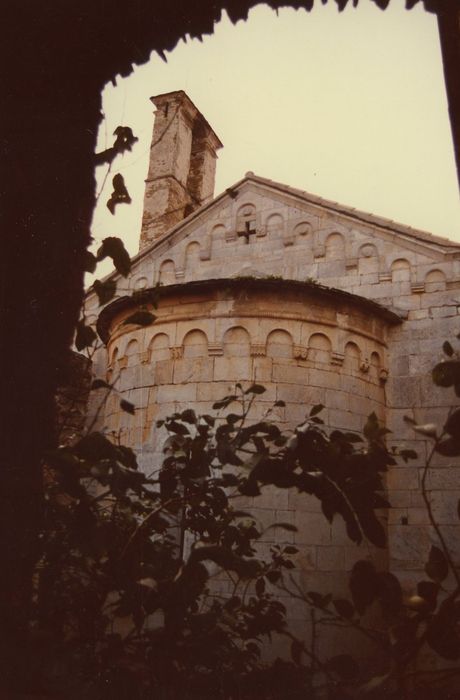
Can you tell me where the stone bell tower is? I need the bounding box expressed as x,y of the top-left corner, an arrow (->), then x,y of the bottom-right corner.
139,91 -> 223,251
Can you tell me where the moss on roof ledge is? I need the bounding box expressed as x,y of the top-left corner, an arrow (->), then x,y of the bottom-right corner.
96,277 -> 404,344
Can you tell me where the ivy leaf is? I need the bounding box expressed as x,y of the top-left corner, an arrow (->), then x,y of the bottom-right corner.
93,278 -> 117,305
425,546 -> 449,582
443,341 -> 454,357
120,399 -> 135,415
284,546 -> 298,555
213,395 -> 237,410
97,237 -> 131,277
91,379 -> 111,390
167,421 -> 190,435
122,311 -> 156,327
244,384 -> 266,395
310,404 -> 324,417
180,409 -> 197,424
75,321 -> 97,351
274,400 -> 286,407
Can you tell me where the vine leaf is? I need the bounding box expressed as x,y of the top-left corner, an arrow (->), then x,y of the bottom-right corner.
75,320 -> 97,351
120,400 -> 135,415
97,237 -> 131,277
91,379 -> 111,390
245,384 -> 266,395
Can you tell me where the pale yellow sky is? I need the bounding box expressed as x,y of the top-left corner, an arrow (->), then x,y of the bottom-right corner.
91,0 -> 460,262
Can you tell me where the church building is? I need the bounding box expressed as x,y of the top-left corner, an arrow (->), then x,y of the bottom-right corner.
86,90 -> 460,631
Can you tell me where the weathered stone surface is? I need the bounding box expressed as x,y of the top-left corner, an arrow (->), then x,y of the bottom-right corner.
84,91 -> 460,653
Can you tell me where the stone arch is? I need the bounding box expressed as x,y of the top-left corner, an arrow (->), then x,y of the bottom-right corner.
292,221 -> 313,247
159,259 -> 176,284
425,269 -> 446,292
148,332 -> 170,362
266,329 -> 293,359
391,258 -> 411,282
185,241 -> 201,271
294,221 -> 312,238
344,341 -> 361,372
211,223 -> 229,243
265,213 -> 284,238
125,338 -> 139,367
308,333 -> 332,363
183,329 -> 208,358
325,232 -> 345,260
358,243 -> 379,274
236,203 -> 257,236
223,326 -> 251,357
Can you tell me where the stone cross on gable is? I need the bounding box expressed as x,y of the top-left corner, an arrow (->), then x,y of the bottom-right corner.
237,220 -> 256,244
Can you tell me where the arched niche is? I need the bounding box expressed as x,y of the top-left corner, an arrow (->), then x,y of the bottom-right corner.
265,213 -> 284,238
308,333 -> 332,364
159,259 -> 176,285
266,329 -> 293,359
125,338 -> 139,367
183,329 -> 208,358
149,333 -> 170,362
134,276 -> 148,290
425,269 -> 446,292
325,232 -> 345,260
185,241 -> 201,271
223,326 -> 251,357
236,203 -> 257,236
343,341 -> 361,373
391,258 -> 411,283
370,351 -> 381,382
293,221 -> 312,244
211,224 -> 226,239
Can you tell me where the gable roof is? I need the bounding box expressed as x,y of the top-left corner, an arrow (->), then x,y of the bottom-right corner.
132,171 -> 460,268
